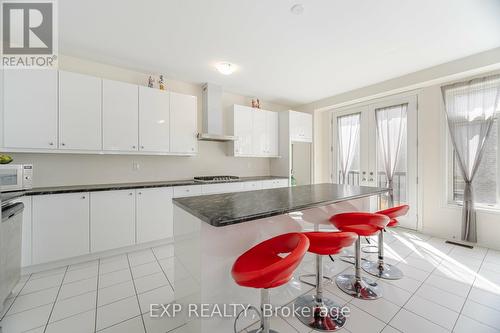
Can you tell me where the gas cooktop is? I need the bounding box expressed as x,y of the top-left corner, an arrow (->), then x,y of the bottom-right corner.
193,176 -> 240,183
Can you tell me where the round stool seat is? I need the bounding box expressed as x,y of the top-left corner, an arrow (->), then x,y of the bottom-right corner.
232,233 -> 309,289
304,231 -> 357,255
376,205 -> 409,228
329,212 -> 389,236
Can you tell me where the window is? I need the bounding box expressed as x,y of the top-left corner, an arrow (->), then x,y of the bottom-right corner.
451,117 -> 500,208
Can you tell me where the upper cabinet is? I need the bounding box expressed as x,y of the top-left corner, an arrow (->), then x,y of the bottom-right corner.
139,86 -> 170,153
230,105 -> 279,157
3,69 -> 58,149
1,69 -> 197,155
290,111 -> 312,142
102,79 -> 139,152
59,71 -> 102,150
170,92 -> 197,154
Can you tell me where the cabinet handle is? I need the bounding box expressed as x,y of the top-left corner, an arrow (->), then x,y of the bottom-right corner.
141,146 -> 144,149
369,178 -> 374,182
129,192 -> 133,195
81,196 -> 86,199
138,192 -> 142,195
362,178 -> 367,181
61,143 -> 66,146
132,146 -> 136,149
49,142 -> 54,146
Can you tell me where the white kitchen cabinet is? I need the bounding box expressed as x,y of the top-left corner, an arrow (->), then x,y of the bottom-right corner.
232,105 -> 254,156
290,111 -> 312,142
241,181 -> 263,191
136,187 -> 173,243
32,193 -> 90,264
266,111 -> 279,156
3,69 -> 58,149
201,182 -> 244,194
261,179 -> 289,189
170,92 -> 197,154
252,111 -> 267,155
173,185 -> 202,198
139,87 -> 170,153
90,190 -> 136,252
59,71 -> 102,150
103,80 -> 139,151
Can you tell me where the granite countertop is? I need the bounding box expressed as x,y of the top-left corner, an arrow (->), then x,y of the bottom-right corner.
172,183 -> 390,227
0,176 -> 288,203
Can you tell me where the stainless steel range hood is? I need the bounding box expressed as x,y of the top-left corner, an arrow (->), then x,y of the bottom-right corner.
197,83 -> 236,142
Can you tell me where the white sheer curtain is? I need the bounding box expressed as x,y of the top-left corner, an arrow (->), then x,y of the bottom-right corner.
442,74 -> 500,243
375,104 -> 408,207
337,113 -> 360,184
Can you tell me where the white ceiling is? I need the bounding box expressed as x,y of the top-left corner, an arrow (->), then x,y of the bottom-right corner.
59,0 -> 500,106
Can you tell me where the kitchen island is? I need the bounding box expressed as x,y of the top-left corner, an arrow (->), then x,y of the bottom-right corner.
171,183 -> 389,332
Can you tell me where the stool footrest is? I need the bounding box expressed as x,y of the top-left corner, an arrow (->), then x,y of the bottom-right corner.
298,273 -> 333,287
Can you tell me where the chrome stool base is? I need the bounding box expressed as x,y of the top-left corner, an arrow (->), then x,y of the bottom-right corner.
336,274 -> 381,300
294,294 -> 347,332
362,261 -> 404,280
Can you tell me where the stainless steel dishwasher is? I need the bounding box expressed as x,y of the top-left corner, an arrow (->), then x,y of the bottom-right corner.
0,202 -> 24,313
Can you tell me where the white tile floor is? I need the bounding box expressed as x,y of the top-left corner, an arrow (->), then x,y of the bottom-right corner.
1,229 -> 500,333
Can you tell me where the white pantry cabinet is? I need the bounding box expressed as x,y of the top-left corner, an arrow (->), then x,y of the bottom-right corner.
102,79 -> 139,152
32,193 -> 90,264
290,111 -> 312,142
90,190 -> 136,252
266,111 -> 279,156
170,92 -> 197,154
139,87 -> 170,153
3,69 -> 58,149
59,71 -> 102,150
136,187 -> 173,243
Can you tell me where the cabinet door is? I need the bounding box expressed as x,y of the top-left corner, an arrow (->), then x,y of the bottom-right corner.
32,193 -> 90,264
173,185 -> 202,198
267,111 -> 279,156
273,179 -> 289,188
59,71 -> 102,150
12,196 -> 32,267
4,69 -> 58,149
136,187 -> 173,243
252,111 -> 267,156
102,80 -> 139,151
170,92 -> 197,154
90,190 -> 136,252
201,182 -> 244,194
301,112 -> 313,141
233,105 -> 253,156
139,87 -> 170,152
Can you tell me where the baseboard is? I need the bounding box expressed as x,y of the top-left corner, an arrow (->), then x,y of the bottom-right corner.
22,238 -> 174,275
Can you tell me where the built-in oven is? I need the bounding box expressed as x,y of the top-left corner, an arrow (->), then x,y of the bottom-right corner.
0,164 -> 33,192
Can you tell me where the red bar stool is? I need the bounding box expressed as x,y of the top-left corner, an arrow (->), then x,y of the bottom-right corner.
329,212 -> 390,300
231,233 -> 309,333
362,205 -> 409,280
294,231 -> 357,331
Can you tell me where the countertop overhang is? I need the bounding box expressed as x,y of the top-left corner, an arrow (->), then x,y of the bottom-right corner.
173,183 -> 390,227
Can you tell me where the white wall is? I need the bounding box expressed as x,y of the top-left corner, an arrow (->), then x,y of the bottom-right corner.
8,55 -> 291,187
297,47 -> 500,250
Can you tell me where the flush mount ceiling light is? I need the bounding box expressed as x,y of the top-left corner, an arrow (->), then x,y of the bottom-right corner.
290,4 -> 304,15
215,62 -> 237,75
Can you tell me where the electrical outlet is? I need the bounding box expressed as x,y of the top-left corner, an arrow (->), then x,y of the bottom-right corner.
132,161 -> 140,171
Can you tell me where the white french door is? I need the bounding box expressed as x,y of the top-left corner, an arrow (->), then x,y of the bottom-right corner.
332,95 -> 418,229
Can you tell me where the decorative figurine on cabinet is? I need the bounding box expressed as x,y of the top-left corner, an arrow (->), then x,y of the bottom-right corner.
148,76 -> 154,88
251,98 -> 261,109
158,75 -> 166,90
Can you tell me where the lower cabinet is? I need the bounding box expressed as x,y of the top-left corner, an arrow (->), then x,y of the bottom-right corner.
136,187 -> 173,243
90,190 -> 136,252
32,193 -> 90,265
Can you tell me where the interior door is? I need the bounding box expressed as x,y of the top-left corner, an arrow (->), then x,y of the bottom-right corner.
332,95 -> 418,229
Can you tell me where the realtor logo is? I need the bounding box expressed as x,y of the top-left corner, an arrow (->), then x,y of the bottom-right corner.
1,1 -> 57,67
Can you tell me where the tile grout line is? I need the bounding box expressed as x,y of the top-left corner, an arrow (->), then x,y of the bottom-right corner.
42,265 -> 69,333
451,247 -> 488,332
151,247 -> 175,291
126,252 -> 147,333
0,273 -> 33,321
